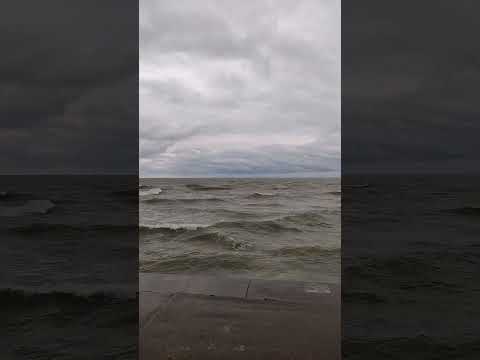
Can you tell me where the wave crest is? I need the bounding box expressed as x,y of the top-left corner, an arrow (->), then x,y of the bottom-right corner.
247,192 -> 276,198
139,187 -> 162,196
271,246 -> 340,257
142,197 -> 224,204
140,223 -> 208,233
186,184 -> 231,191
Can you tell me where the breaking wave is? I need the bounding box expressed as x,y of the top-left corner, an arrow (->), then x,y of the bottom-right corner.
180,231 -> 253,250
141,211 -> 329,235
142,197 -> 224,204
140,223 -> 208,232
139,187 -> 163,196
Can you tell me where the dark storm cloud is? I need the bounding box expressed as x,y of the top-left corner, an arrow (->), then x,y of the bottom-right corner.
343,0 -> 480,173
140,0 -> 340,177
0,0 -> 138,174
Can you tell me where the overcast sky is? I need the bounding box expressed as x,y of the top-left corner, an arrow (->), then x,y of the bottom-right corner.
1,1 -> 137,174
342,1 -> 480,174
140,0 -> 340,177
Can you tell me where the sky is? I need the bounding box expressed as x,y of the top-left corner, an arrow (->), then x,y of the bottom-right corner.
0,1 -> 138,174
342,1 -> 480,174
2,1 -> 478,176
140,0 -> 340,177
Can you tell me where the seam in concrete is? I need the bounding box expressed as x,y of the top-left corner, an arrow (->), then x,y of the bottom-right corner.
141,293 -> 177,331
244,280 -> 252,298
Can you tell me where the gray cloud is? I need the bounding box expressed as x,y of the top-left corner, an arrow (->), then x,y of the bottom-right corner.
140,0 -> 340,177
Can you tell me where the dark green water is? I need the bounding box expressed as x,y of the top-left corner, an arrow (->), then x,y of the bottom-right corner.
140,178 -> 340,283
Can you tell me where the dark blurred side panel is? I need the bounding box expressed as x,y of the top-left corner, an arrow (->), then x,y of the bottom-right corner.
0,1 -> 138,359
343,1 -> 480,359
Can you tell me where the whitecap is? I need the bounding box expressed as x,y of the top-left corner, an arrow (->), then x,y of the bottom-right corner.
139,223 -> 209,231
139,187 -> 163,196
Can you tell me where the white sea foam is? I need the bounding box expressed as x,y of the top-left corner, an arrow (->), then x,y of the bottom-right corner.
139,188 -> 163,196
140,223 -> 209,231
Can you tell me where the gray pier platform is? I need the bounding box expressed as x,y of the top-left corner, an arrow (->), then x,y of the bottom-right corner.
140,273 -> 340,359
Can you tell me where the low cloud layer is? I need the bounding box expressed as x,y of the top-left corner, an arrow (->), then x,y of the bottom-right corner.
140,0 -> 340,177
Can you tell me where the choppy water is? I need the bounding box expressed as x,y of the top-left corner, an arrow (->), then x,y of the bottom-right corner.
3,175 -> 479,358
140,178 -> 340,283
0,176 -> 137,359
342,175 -> 480,359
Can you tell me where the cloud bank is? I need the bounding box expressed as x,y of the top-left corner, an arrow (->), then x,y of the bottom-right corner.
140,0 -> 340,177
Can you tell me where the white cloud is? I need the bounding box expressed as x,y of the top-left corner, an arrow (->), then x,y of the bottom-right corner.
140,0 -> 340,177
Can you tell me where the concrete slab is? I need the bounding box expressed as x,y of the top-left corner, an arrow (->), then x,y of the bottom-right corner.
247,279 -> 339,306
140,273 -> 190,294
139,292 -> 171,328
185,276 -> 250,298
140,293 -> 340,360
140,273 -> 250,298
139,273 -> 340,359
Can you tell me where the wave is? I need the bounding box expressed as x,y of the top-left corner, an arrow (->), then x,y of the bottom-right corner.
0,199 -> 55,217
186,184 -> 231,191
142,197 -> 224,204
140,223 -> 208,232
8,223 -> 138,234
182,232 -> 253,250
140,219 -> 300,242
141,254 -> 255,272
206,208 -> 259,218
0,288 -> 135,305
271,246 -> 340,257
211,219 -> 302,233
139,187 -> 162,196
247,192 -> 276,198
325,191 -> 341,196
279,211 -> 331,227
140,224 -> 251,250
141,213 -> 328,236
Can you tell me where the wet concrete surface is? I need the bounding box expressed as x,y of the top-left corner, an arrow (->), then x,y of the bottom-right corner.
140,273 -> 340,359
